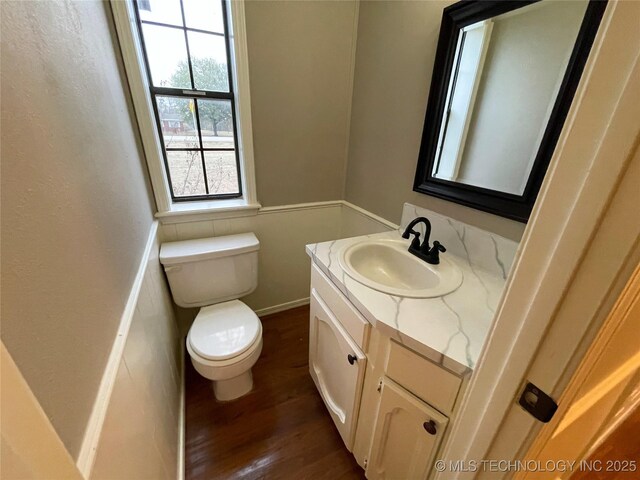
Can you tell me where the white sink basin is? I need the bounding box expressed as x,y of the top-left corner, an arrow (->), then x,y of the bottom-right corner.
338,239 -> 462,298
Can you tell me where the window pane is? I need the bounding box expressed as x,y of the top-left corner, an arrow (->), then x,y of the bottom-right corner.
197,99 -> 234,148
167,151 -> 206,197
157,96 -> 199,149
142,24 -> 191,88
187,31 -> 229,91
183,0 -> 225,33
204,152 -> 239,194
138,0 -> 183,27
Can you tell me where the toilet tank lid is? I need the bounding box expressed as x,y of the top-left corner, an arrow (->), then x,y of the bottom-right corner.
160,233 -> 259,266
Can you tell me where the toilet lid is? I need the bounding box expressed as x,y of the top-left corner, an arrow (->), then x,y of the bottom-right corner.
188,300 -> 261,361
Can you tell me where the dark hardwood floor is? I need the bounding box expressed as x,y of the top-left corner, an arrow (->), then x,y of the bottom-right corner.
185,305 -> 365,480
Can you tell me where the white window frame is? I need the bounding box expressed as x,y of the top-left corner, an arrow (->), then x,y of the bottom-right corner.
110,0 -> 260,221
433,20 -> 492,182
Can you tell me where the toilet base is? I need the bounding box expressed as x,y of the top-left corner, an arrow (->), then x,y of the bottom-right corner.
212,370 -> 253,401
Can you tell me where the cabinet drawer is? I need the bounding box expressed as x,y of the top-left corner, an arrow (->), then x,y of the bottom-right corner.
311,263 -> 370,350
386,340 -> 461,415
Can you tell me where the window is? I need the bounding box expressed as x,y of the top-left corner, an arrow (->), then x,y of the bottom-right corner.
433,20 -> 492,182
133,0 -> 242,201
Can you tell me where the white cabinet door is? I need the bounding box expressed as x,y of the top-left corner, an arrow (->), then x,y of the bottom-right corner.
309,288 -> 366,451
367,378 -> 449,480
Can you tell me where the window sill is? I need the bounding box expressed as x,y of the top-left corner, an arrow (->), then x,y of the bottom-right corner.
155,198 -> 261,224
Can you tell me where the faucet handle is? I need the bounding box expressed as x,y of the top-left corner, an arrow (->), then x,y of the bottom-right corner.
432,241 -> 446,253
426,241 -> 446,265
408,231 -> 421,249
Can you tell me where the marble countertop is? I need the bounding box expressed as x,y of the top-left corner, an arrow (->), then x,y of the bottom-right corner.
306,229 -> 511,376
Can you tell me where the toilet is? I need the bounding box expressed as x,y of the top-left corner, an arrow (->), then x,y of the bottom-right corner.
159,233 -> 262,401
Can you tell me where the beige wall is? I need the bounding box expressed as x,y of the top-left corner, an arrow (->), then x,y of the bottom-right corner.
0,0 -> 155,457
245,0 -> 358,206
91,232 -> 180,480
344,1 -> 526,241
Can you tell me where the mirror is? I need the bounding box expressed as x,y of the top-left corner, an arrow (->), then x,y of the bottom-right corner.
414,0 -> 607,222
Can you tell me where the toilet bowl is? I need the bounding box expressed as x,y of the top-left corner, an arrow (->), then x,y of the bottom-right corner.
160,233 -> 262,401
186,300 -> 263,401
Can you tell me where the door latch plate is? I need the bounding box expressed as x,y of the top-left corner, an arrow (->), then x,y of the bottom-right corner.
518,381 -> 558,423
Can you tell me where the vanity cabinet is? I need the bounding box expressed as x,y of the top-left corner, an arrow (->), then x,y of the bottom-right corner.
309,263 -> 464,479
367,378 -> 448,480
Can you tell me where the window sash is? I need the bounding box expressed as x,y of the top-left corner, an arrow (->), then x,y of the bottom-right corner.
133,0 -> 243,201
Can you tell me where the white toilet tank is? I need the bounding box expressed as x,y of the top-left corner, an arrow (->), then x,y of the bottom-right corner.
159,233 -> 259,308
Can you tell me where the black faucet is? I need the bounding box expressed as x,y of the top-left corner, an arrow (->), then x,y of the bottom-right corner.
401,217 -> 446,265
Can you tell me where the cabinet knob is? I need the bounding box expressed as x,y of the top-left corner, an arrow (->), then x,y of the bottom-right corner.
347,354 -> 357,365
423,420 -> 437,435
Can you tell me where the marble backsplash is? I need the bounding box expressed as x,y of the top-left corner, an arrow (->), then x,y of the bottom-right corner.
399,203 -> 519,280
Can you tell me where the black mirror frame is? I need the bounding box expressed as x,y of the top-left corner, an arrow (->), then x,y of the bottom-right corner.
413,0 -> 607,223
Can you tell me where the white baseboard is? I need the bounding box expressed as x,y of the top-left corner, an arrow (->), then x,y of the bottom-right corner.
255,297 -> 310,317
76,221 -> 159,478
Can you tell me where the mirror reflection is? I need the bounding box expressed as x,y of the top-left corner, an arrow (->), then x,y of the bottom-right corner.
431,0 -> 588,196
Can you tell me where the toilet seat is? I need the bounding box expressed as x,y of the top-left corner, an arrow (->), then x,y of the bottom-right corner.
187,300 -> 262,362
187,336 -> 262,369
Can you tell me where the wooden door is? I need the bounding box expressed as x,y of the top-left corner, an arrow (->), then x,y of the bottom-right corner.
515,264 -> 640,480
